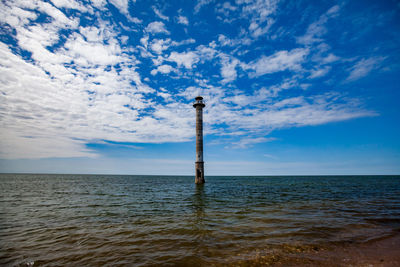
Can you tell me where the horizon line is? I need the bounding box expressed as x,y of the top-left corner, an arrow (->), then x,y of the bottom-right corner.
0,172 -> 399,177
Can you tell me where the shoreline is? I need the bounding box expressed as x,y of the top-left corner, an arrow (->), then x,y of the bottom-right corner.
232,230 -> 400,266
308,230 -> 400,267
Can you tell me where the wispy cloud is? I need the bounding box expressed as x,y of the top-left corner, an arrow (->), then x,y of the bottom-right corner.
230,137 -> 276,149
248,48 -> 309,77
308,66 -> 331,79
152,6 -> 169,21
297,5 -> 340,45
239,0 -> 279,38
346,57 -> 385,82
215,2 -> 238,23
194,0 -> 213,13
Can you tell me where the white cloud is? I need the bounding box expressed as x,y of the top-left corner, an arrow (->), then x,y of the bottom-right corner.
220,57 -> 239,84
151,64 -> 174,75
0,0 -> 379,161
273,96 -> 305,108
0,130 -> 96,159
217,1 -> 237,14
326,5 -> 340,15
175,81 -> 375,145
50,0 -> 87,12
215,2 -> 238,23
0,35 -> 191,159
261,95 -> 372,128
147,38 -> 195,55
153,6 -> 169,21
194,0 -> 213,13
218,34 -> 232,46
321,53 -> 340,64
145,21 -> 170,35
177,15 -> 189,25
168,51 -> 199,69
150,38 -> 171,54
230,137 -> 276,148
297,5 -> 340,45
90,0 -> 107,9
237,0 -> 279,38
0,5 -> 37,27
195,45 -> 218,62
39,2 -> 77,26
0,1 -> 198,159
89,0 -> 141,23
308,66 -> 331,79
248,18 -> 274,38
248,48 -> 309,77
108,0 -> 129,15
221,79 -> 297,107
238,0 -> 278,22
346,57 -> 385,82
171,38 -> 196,46
157,91 -> 173,102
217,34 -> 252,47
140,35 -> 149,48
210,92 -> 376,135
64,33 -> 122,65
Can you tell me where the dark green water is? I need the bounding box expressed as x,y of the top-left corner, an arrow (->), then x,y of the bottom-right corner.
0,174 -> 399,266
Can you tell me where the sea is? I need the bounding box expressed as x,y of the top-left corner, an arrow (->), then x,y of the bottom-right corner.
0,174 -> 399,266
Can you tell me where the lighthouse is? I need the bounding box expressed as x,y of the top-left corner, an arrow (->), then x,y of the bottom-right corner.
193,96 -> 205,184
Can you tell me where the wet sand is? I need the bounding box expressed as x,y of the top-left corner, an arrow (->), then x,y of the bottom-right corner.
230,230 -> 400,266
308,232 -> 400,267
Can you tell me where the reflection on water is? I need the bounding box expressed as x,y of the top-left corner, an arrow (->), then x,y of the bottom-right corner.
193,184 -> 206,227
0,174 -> 399,266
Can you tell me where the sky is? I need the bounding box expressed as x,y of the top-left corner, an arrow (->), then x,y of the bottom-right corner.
0,0 -> 399,175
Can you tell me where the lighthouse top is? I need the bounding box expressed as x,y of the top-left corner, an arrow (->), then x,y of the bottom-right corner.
193,96 -> 205,108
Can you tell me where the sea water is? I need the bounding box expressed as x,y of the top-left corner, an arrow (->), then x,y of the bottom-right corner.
0,174 -> 399,266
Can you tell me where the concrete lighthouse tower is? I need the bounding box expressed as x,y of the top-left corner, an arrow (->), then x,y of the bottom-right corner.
193,96 -> 205,184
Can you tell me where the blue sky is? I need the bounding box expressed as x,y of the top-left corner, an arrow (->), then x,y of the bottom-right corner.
0,0 -> 399,175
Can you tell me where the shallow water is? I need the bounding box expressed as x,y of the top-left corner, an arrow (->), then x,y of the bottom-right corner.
0,174 -> 399,266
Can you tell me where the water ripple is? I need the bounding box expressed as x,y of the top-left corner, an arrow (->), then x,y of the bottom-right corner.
0,174 -> 399,266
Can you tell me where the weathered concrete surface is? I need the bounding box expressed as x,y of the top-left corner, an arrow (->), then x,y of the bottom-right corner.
193,96 -> 205,184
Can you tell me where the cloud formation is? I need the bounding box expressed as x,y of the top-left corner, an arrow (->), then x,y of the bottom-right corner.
146,21 -> 170,35
248,49 -> 309,77
346,57 -> 385,82
0,0 -> 389,159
